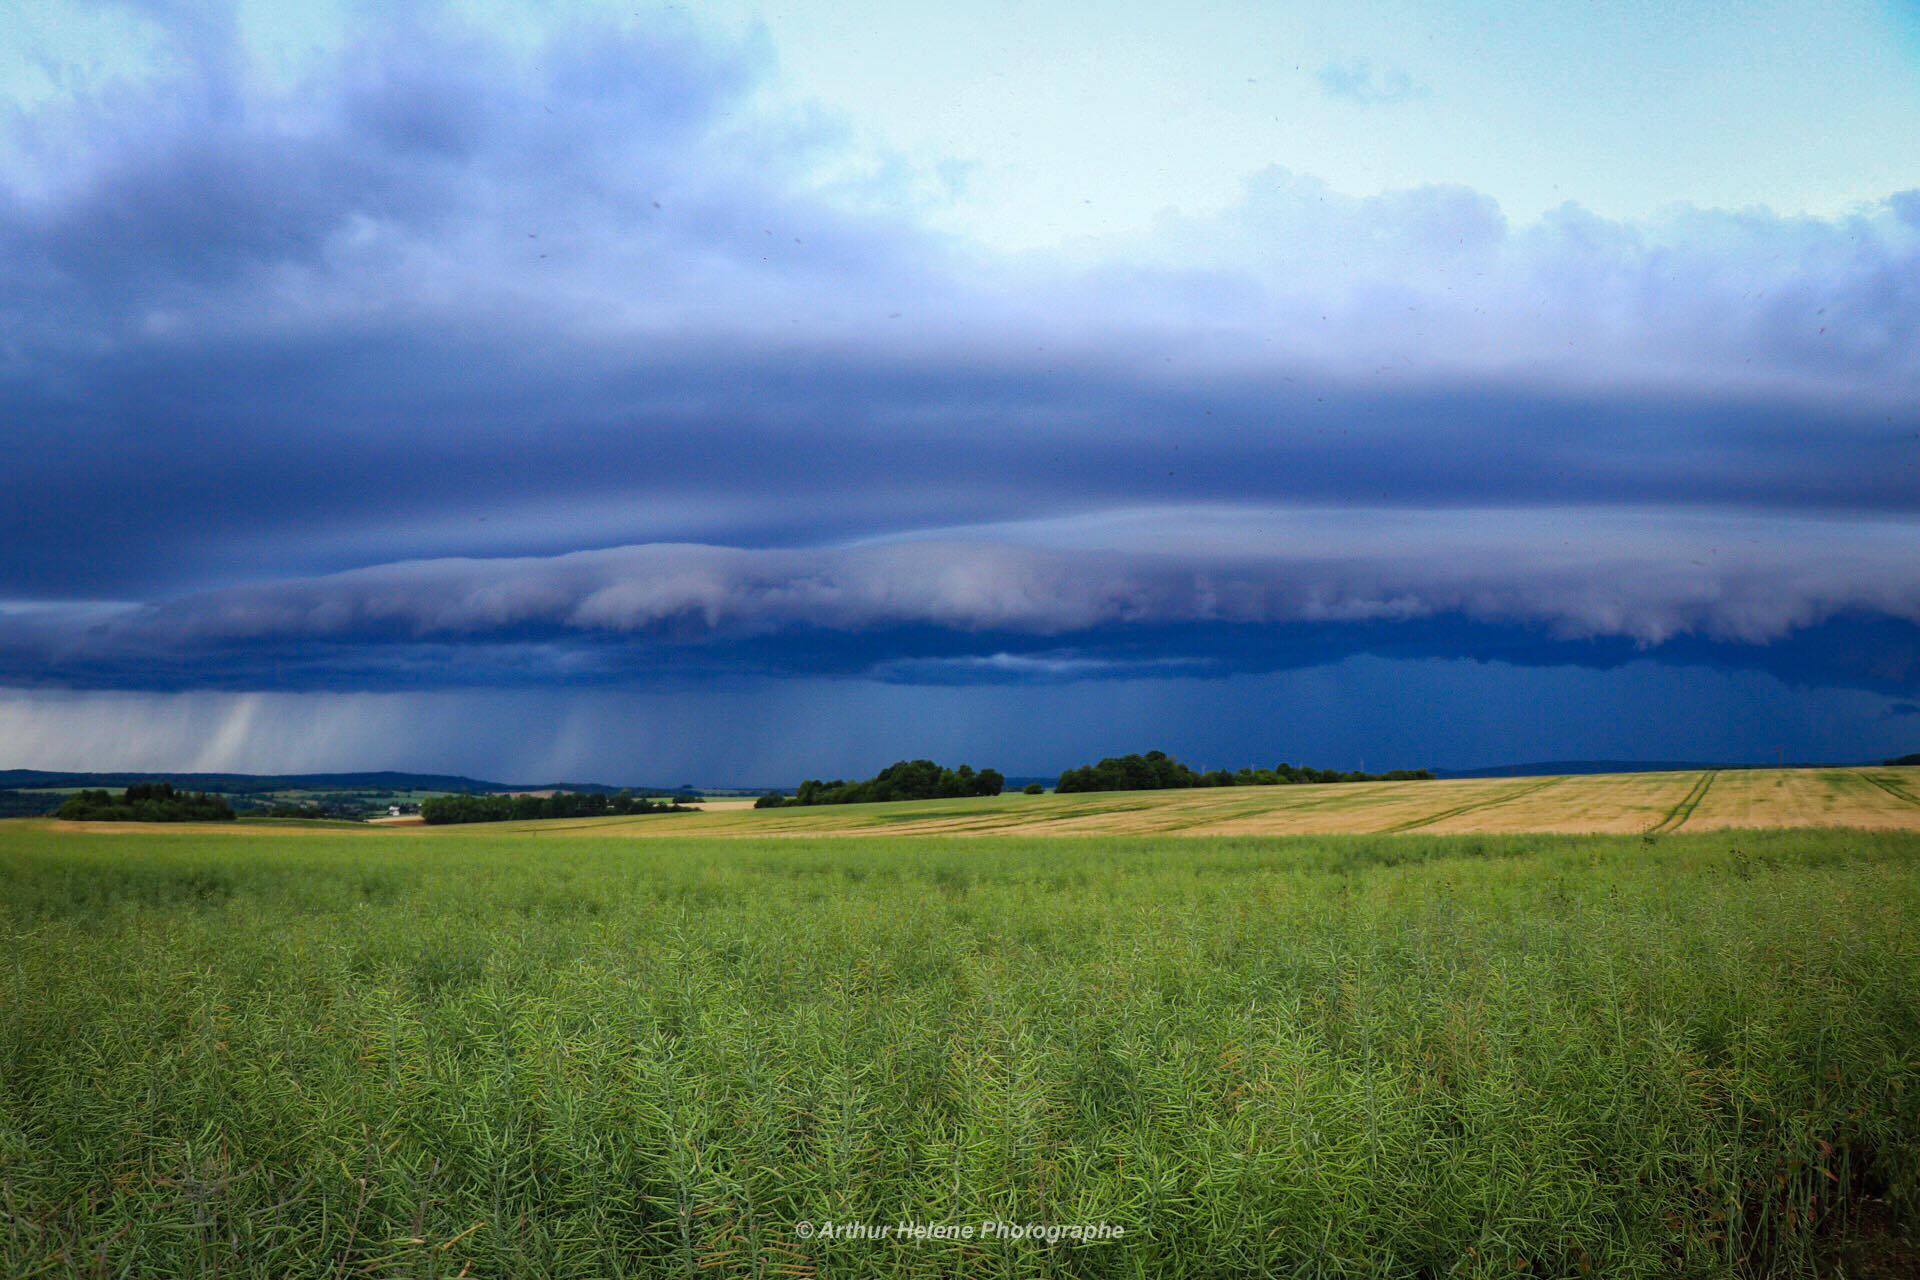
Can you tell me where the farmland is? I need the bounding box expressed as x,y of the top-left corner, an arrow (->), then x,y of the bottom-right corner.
484,766 -> 1920,839
4,803 -> 1919,1277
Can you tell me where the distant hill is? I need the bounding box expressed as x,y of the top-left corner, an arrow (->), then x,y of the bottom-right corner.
1434,759 -> 1880,778
1436,760 -> 1744,778
0,769 -> 690,796
6,756 -> 1907,806
0,769 -> 508,794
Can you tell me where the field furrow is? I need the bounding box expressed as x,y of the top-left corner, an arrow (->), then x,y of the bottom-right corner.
1647,770 -> 1716,835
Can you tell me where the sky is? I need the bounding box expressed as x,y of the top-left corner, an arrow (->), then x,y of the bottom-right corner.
0,0 -> 1917,782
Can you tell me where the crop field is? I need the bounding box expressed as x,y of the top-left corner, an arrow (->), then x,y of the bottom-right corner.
477,767 -> 1920,839
37,769 -> 1920,842
3,818 -> 1919,1278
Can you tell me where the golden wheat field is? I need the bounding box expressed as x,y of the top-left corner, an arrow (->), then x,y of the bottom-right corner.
365,765 -> 1920,839
37,767 -> 1919,841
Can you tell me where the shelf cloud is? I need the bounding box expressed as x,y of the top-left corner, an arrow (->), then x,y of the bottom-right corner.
4,508 -> 1914,696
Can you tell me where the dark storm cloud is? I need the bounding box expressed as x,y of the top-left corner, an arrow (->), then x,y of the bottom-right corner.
7,335 -> 1920,599
3,509 -> 1915,694
1,3 -> 1918,699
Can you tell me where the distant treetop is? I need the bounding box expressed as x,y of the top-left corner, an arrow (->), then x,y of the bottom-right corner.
420,791 -> 686,825
756,760 -> 1004,808
54,782 -> 236,823
1054,750 -> 1431,794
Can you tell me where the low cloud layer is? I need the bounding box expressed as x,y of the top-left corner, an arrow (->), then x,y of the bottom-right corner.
120,511 -> 1920,648
6,508 -> 1915,695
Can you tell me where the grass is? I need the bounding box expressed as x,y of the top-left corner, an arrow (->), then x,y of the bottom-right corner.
2,822 -> 1918,1277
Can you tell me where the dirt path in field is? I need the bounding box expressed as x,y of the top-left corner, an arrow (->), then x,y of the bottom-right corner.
1855,771 -> 1920,809
1683,769 -> 1920,831
1646,771 -> 1716,835
1384,776 -> 1567,833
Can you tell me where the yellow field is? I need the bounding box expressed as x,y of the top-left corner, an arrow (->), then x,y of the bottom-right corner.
28,767 -> 1920,840
457,765 -> 1920,839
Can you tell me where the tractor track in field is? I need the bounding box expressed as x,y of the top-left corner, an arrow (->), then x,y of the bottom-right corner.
1385,776 -> 1567,833
1856,771 -> 1920,809
1647,771 -> 1717,835
524,811 -> 708,833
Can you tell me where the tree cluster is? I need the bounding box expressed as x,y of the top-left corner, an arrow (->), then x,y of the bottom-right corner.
420,790 -> 687,825
54,782 -> 237,822
756,760 -> 1005,808
0,791 -> 63,818
1054,750 -> 1432,793
422,786 -> 691,825
250,801 -> 364,821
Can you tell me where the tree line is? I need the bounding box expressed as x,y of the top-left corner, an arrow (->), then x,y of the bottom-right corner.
756,760 -> 1004,808
54,782 -> 237,822
1055,750 -> 1432,793
419,790 -> 688,825
251,800 -> 365,820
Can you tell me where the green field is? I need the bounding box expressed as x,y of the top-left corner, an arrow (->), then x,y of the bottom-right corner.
3,822 -> 1918,1277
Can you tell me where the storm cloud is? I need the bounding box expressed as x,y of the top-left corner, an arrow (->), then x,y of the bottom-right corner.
1,2 -> 1916,770
4,507 -> 1915,697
